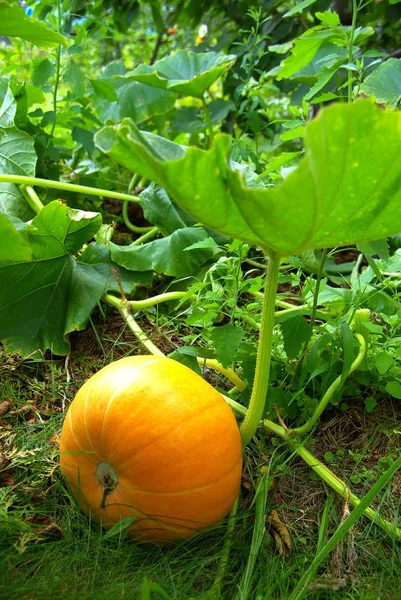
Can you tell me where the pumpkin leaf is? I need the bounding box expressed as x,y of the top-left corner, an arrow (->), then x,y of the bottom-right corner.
95,101 -> 401,257
64,243 -> 152,338
0,1 -> 68,48
109,228 -> 216,277
139,184 -> 185,235
123,50 -> 236,98
0,87 -> 37,221
115,80 -> 176,122
0,201 -> 145,356
0,213 -> 32,262
91,79 -> 175,124
0,86 -> 16,127
360,58 -> 401,108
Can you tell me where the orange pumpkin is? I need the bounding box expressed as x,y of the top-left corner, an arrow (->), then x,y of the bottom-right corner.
59,355 -> 242,543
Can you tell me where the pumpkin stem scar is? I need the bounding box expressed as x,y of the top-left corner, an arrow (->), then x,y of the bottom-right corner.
96,462 -> 119,509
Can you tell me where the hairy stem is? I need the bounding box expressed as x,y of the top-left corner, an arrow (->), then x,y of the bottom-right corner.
262,420 -> 401,541
104,294 -> 246,391
104,294 -> 164,356
0,175 -> 140,204
131,227 -> 159,246
20,185 -> 44,214
240,252 -> 280,447
122,200 -> 154,233
50,46 -> 61,139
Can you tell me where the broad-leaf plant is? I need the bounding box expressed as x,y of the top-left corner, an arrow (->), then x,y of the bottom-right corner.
2,3 -> 401,587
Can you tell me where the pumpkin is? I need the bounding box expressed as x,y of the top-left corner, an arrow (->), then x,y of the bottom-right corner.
59,355 -> 242,543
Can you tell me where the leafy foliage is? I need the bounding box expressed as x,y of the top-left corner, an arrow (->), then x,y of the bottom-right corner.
0,202 -> 148,355
125,50 -> 236,97
0,2 -> 67,47
95,102 -> 401,256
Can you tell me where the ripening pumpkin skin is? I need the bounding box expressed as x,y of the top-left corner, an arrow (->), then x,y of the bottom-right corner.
59,355 -> 242,543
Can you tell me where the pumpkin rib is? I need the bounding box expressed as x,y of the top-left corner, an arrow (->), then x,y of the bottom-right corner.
83,378 -> 98,453
65,404 -> 88,455
118,456 -> 242,497
100,381 -> 135,449
112,401 -> 221,470
99,358 -> 170,450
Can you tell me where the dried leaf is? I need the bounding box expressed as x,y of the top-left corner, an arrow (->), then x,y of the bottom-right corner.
266,510 -> 291,556
26,515 -> 64,540
0,400 -> 11,416
49,431 -> 61,446
0,468 -> 15,487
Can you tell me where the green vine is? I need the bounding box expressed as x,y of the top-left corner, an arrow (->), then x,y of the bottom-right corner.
0,175 -> 140,204
240,252 -> 281,447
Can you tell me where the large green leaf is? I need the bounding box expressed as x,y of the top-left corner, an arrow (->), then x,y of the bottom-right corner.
116,80 -> 176,122
95,101 -> 401,257
91,79 -> 175,124
139,184 -> 185,235
360,58 -> 401,108
124,50 -> 236,98
0,2 -> 67,48
64,243 -> 152,338
0,201 -> 145,356
0,213 -> 32,261
0,87 -> 37,221
109,228 -> 215,277
0,87 -> 16,127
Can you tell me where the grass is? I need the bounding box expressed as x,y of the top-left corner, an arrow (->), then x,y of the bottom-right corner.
2,322 -> 401,600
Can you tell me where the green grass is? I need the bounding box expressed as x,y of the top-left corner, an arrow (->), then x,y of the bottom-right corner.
2,353 -> 401,600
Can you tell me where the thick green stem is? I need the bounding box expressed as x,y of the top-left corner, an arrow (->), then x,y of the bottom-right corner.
104,294 -> 164,356
128,291 -> 191,310
238,306 -> 328,331
104,294 -> 246,391
240,252 -> 281,447
289,452 -> 401,600
295,445 -> 401,540
122,200 -> 153,233
203,359 -> 246,391
131,227 -> 159,246
0,175 -> 140,204
222,395 -> 248,418
202,95 -> 214,146
262,420 -> 401,541
292,333 -> 366,436
20,185 -> 44,214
